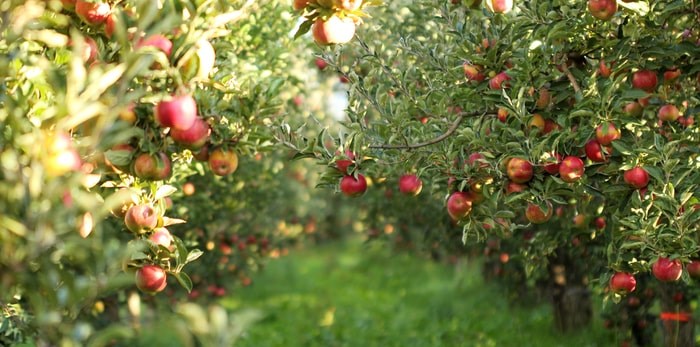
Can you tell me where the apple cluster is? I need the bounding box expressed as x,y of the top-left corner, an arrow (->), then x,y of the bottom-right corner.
293,0 -> 374,45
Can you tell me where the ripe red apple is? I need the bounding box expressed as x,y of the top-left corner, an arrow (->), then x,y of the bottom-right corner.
75,0 -> 110,25
535,88 -> 551,109
598,59 -> 613,78
652,257 -> 682,282
657,104 -> 680,122
315,57 -> 328,70
463,63 -> 485,82
447,191 -> 473,220
398,174 -> 423,196
595,122 -> 620,145
543,119 -> 561,134
104,12 -> 117,38
485,0 -> 513,13
133,152 -> 171,181
506,157 -> 533,183
623,167 -> 649,189
686,260 -> 700,279
631,70 -> 658,92
678,116 -> 694,127
137,34 -> 173,57
488,71 -> 510,89
149,228 -> 174,250
559,156 -> 585,183
170,117 -> 210,149
135,265 -> 167,294
623,102 -> 644,117
594,217 -> 606,229
340,174 -> 367,197
588,0 -> 617,20
312,16 -> 356,45
663,68 -> 681,83
208,148 -> 239,176
585,139 -> 608,163
497,108 -> 508,122
124,204 -> 158,234
155,94 -> 198,131
543,153 -> 562,175
505,181 -> 527,194
525,201 -> 553,224
468,152 -> 489,169
572,214 -> 587,228
609,272 -> 636,294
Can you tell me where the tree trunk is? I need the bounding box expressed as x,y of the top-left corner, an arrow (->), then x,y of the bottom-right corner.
547,248 -> 592,333
657,283 -> 694,347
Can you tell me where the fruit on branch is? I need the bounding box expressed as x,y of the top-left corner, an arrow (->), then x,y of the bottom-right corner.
485,0 -> 513,14
43,132 -> 82,177
623,102 -> 644,117
488,71 -> 511,89
663,68 -> 681,83
463,63 -> 485,82
293,0 -> 312,11
657,104 -> 680,122
598,59 -> 613,78
398,174 -> 423,196
651,257 -> 682,282
208,148 -> 239,176
588,0 -> 617,20
686,260 -> 700,279
525,201 -> 553,224
336,0 -> 363,10
609,272 -> 636,294
315,57 -> 328,70
497,108 -> 508,122
137,34 -> 173,57
135,265 -> 167,294
447,191 -> 473,220
506,157 -> 533,183
595,123 -> 620,145
529,114 -> 545,131
623,167 -> 649,189
505,181 -> 527,194
170,117 -> 210,149
594,217 -> 606,229
75,0 -> 111,26
559,156 -> 585,183
631,70 -> 658,92
155,94 -> 198,131
312,16 -> 356,45
535,88 -> 551,109
585,139 -> 608,163
149,228 -> 174,250
124,204 -> 158,234
133,152 -> 172,181
340,174 -> 367,197
543,153 -> 562,175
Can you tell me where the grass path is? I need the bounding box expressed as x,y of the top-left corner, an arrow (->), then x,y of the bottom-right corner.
223,239 -> 614,347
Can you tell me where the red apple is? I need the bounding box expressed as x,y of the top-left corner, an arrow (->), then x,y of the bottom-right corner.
497,108 -> 508,122
149,228 -> 174,250
489,71 -> 510,89
485,0 -> 513,13
609,272 -> 636,294
293,0 -> 312,10
663,68 -> 681,83
340,174 -> 367,197
623,102 -> 644,117
543,153 -> 562,175
315,57 -> 328,70
595,122 -> 620,145
588,0 -> 617,20
463,63 -> 485,82
594,217 -> 606,229
170,117 -> 210,149
652,257 -> 682,282
137,34 -> 173,57
135,265 -> 167,294
598,59 -> 613,78
657,104 -> 680,122
208,148 -> 239,176
447,191 -> 473,220
686,260 -> 700,279
133,152 -> 171,181
124,204 -> 158,234
505,181 -> 527,194
506,157 -> 533,183
468,152 -> 489,169
312,16 -> 356,45
75,0 -> 111,25
585,139 -> 608,163
559,156 -> 585,183
543,119 -> 561,134
631,70 -> 658,92
155,94 -> 198,131
623,166 -> 649,189
525,201 -> 553,224
398,174 -> 423,196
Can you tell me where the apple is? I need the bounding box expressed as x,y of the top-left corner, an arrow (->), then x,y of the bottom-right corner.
525,201 -> 553,224
678,116 -> 694,127
398,174 -> 423,196
598,59 -> 613,78
336,0 -> 362,10
585,139 -> 608,163
135,265 -> 167,294
180,39 -> 216,81
488,71 -> 510,89
208,148 -> 239,176
467,152 -> 489,169
505,181 -> 527,194
463,63 -> 486,82
149,228 -> 174,250
631,70 -> 658,92
312,16 -> 356,45
293,0 -> 312,10
43,132 -> 82,177
663,68 -> 681,83
506,157 -> 533,183
543,153 -> 562,175
155,94 -> 198,131
124,204 -> 158,234
497,107 -> 508,122
315,57 -> 328,70
588,0 -> 617,20
447,191 -> 473,220
170,117 -> 210,149
340,174 -> 367,197
594,217 -> 606,229
182,182 -> 195,196
70,36 -> 99,64
657,104 -> 680,122
595,122 -> 620,145
485,0 -> 513,13
75,0 -> 110,25
572,214 -> 587,228
559,156 -> 585,183
535,88 -> 551,109
686,260 -> 700,279
609,272 -> 636,294
529,113 -> 545,131
623,102 -> 644,117
133,152 -> 171,181
543,119 -> 561,134
137,34 -> 173,57
652,257 -> 682,282
623,166 -> 649,189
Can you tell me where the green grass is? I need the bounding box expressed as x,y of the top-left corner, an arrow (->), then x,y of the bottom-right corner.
222,239 -> 616,347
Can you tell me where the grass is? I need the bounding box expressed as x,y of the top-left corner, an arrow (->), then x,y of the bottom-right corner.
221,239 -> 616,347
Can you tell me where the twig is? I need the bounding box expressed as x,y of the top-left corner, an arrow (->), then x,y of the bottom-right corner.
369,111 -> 490,150
559,58 -> 582,95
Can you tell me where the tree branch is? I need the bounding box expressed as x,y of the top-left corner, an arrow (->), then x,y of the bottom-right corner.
369,111 -> 490,150
559,58 -> 582,95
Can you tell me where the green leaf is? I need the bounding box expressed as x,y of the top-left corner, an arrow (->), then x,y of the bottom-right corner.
294,19 -> 313,40
173,271 -> 193,293
186,249 -> 204,264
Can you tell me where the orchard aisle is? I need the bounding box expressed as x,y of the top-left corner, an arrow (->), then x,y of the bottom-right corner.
225,240 -> 612,347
